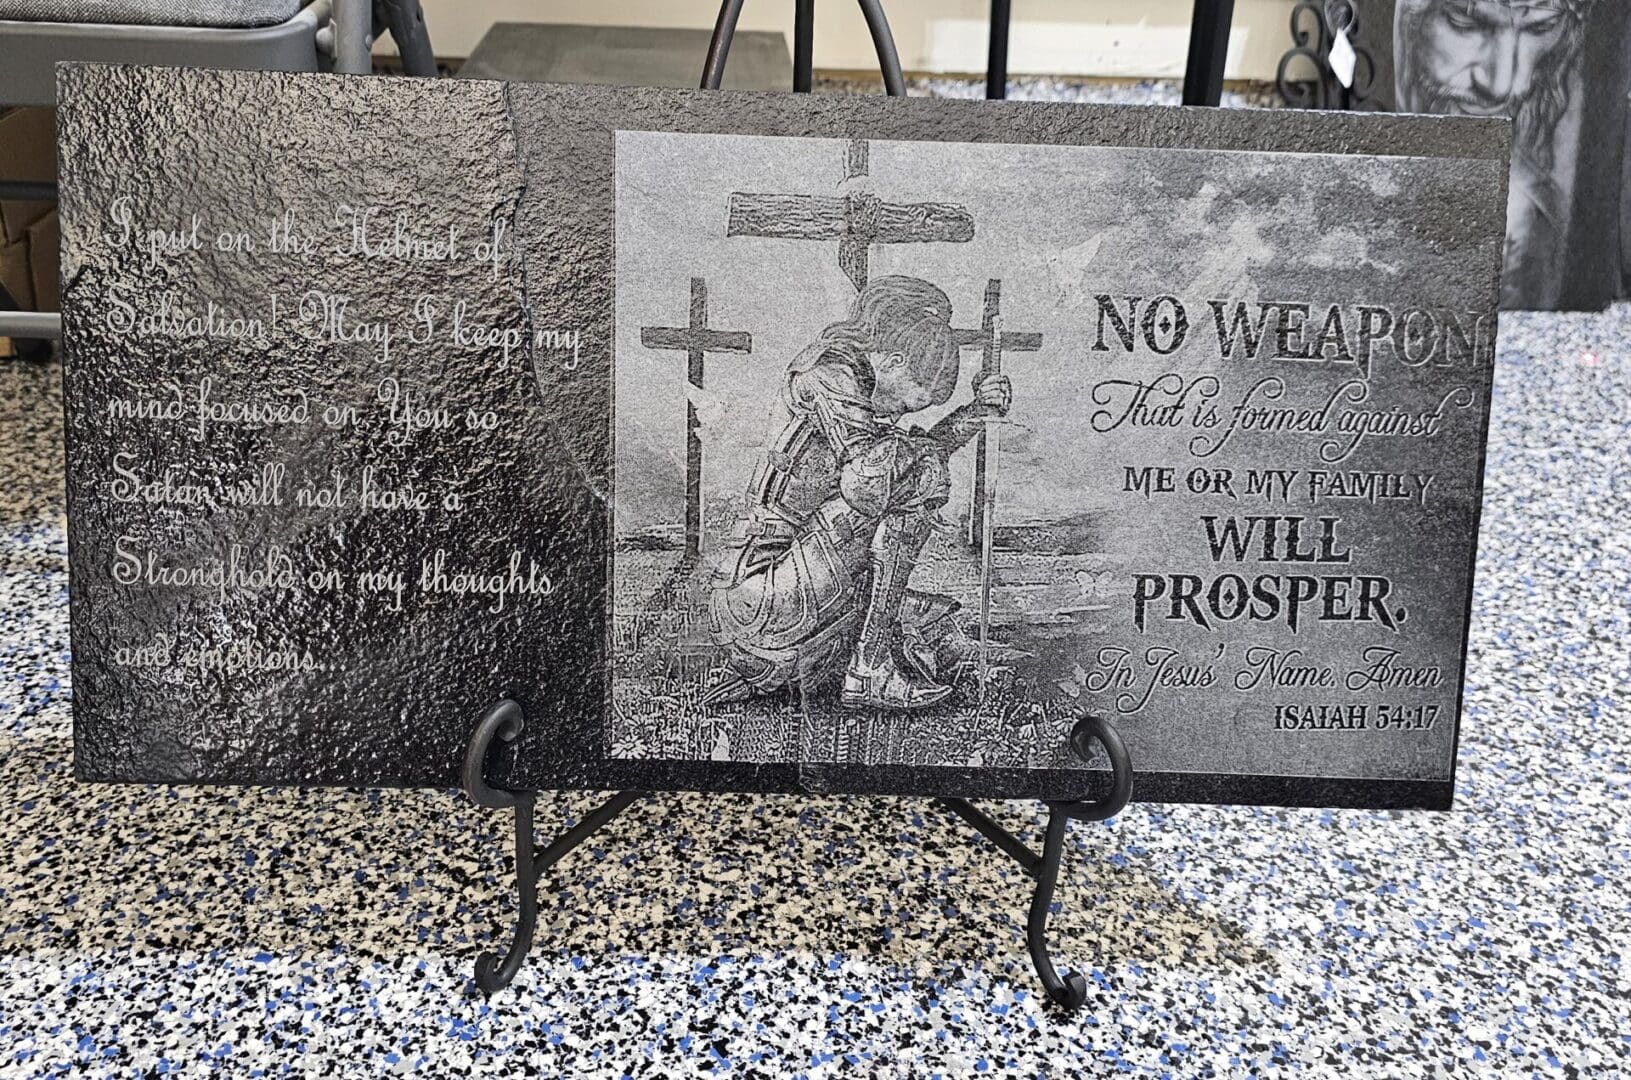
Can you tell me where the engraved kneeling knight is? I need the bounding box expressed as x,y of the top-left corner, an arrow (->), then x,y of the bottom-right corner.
703,276 -> 1011,711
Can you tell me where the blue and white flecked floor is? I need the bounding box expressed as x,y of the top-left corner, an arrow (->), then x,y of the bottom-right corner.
3,309 -> 1627,1079
2,82 -> 1629,1078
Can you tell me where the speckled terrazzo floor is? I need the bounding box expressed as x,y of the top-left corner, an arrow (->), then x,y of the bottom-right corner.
3,88 -> 1630,1079
3,309 -> 1627,1077
814,73 -> 1277,109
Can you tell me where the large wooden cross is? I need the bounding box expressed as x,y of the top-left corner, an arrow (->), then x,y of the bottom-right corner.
954,278 -> 1042,547
639,276 -> 752,559
725,139 -> 974,291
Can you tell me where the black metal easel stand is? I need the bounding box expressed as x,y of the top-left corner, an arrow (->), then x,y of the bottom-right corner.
460,0 -> 1141,1012
463,704 -> 1133,1010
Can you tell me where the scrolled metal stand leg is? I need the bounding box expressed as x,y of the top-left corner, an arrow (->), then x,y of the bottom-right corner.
463,701 -> 535,992
938,713 -> 1134,1012
462,700 -> 646,994
1027,805 -> 1085,1008
475,791 -> 538,992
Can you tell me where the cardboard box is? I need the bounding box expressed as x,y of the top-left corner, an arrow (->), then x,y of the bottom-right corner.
0,230 -> 34,310
28,209 -> 59,313
0,107 -> 55,245
0,106 -> 59,337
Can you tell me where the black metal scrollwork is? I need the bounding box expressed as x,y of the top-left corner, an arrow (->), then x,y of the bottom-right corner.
1277,0 -> 1380,111
937,713 -> 1135,1011
466,700 -> 1135,1010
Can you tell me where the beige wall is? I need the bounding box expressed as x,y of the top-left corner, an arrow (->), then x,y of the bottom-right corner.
391,0 -> 1293,81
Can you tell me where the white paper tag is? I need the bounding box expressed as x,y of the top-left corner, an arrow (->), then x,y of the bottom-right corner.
1329,27 -> 1357,89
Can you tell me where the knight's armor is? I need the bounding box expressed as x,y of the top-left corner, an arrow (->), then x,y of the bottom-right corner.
707,345 -> 988,707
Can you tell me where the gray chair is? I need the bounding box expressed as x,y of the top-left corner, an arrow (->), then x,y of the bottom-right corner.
0,0 -> 436,345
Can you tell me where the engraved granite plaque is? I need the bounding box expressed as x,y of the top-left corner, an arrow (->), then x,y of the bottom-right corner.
58,64 -> 1506,805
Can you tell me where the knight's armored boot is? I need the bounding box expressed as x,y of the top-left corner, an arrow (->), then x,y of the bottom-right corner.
841,509 -> 953,710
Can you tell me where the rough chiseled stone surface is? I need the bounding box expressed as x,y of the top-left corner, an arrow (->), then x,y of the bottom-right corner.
55,67 -> 602,791
0,298 -> 1625,1074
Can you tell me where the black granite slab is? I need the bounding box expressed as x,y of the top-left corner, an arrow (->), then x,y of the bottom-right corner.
57,64 -> 1508,806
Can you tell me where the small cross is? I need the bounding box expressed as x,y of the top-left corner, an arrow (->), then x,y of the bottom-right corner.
953,279 -> 1042,547
725,139 -> 974,291
639,276 -> 752,559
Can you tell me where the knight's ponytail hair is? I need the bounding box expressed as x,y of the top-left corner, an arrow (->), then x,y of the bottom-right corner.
794,276 -> 960,396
